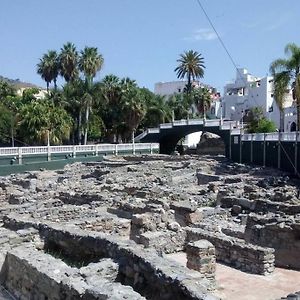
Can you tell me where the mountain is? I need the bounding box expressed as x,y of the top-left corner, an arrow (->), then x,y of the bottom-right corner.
0,75 -> 40,89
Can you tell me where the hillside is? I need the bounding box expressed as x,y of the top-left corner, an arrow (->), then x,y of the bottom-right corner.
0,75 -> 40,89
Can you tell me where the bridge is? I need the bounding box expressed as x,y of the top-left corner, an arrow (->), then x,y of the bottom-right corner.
135,119 -> 242,155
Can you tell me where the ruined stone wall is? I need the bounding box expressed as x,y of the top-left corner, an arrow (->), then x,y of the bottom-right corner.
245,213 -> 300,269
186,228 -> 275,275
130,212 -> 186,253
38,223 -> 218,300
0,246 -> 145,300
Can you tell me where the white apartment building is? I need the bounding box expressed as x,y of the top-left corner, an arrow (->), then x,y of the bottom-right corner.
222,68 -> 282,128
154,81 -> 190,96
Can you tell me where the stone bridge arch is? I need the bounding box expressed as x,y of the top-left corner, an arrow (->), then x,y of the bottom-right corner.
158,125 -> 230,155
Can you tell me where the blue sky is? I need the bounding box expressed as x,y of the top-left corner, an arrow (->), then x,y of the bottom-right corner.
0,0 -> 299,92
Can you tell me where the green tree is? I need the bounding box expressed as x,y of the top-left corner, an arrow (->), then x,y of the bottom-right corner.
37,50 -> 59,91
174,50 -> 205,94
0,82 -> 21,146
79,46 -> 104,144
167,93 -> 190,120
119,79 -> 146,141
0,80 -> 16,99
273,72 -> 290,131
18,100 -> 72,145
245,107 -> 276,133
99,75 -> 123,141
270,43 -> 300,130
59,42 -> 79,82
62,80 -> 86,144
142,93 -> 172,128
192,87 -> 212,117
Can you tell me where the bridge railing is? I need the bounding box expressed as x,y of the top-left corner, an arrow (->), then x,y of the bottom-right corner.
0,143 -> 159,164
187,119 -> 204,125
160,123 -> 173,129
242,132 -> 300,142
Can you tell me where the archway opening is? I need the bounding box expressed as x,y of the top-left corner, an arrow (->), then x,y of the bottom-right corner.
290,122 -> 296,132
175,131 -> 225,155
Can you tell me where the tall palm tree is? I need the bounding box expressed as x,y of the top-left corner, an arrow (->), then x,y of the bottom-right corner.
174,50 -> 205,94
62,80 -> 85,144
37,50 -> 59,91
100,75 -> 122,141
79,47 -> 104,144
270,43 -> 300,130
273,72 -> 290,131
59,42 -> 79,83
120,86 -> 146,141
79,47 -> 103,87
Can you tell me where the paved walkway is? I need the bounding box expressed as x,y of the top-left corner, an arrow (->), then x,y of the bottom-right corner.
166,252 -> 300,300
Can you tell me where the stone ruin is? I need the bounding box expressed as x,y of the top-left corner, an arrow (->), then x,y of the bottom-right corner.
0,154 -> 298,299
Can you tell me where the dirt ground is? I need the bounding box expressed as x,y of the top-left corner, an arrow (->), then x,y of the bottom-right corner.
166,252 -> 300,300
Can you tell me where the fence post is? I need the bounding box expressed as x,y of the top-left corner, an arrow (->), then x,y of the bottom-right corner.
295,132 -> 298,175
250,134 -> 253,163
239,131 -> 243,164
95,145 -> 98,156
115,144 -> 118,156
47,145 -> 51,162
278,132 -> 281,169
263,133 -> 266,167
73,146 -> 76,158
150,143 -> 153,154
229,123 -> 232,160
18,147 -> 22,165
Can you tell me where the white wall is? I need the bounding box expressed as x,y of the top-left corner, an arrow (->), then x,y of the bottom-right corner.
222,69 -> 286,129
154,81 -> 188,96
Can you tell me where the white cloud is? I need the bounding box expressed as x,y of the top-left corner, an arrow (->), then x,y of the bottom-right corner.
185,28 -> 218,41
244,12 -> 292,32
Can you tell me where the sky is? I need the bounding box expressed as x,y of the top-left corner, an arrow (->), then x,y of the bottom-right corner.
0,0 -> 299,93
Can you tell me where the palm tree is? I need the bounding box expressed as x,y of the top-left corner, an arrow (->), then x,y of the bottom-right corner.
79,47 -> 103,87
18,100 -> 72,145
167,93 -> 190,120
270,43 -> 300,130
192,87 -> 212,118
119,80 -> 146,141
79,47 -> 104,144
174,50 -> 205,94
143,94 -> 172,127
100,75 -> 122,141
62,80 -> 85,144
273,72 -> 290,131
59,42 -> 79,83
37,50 -> 59,91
